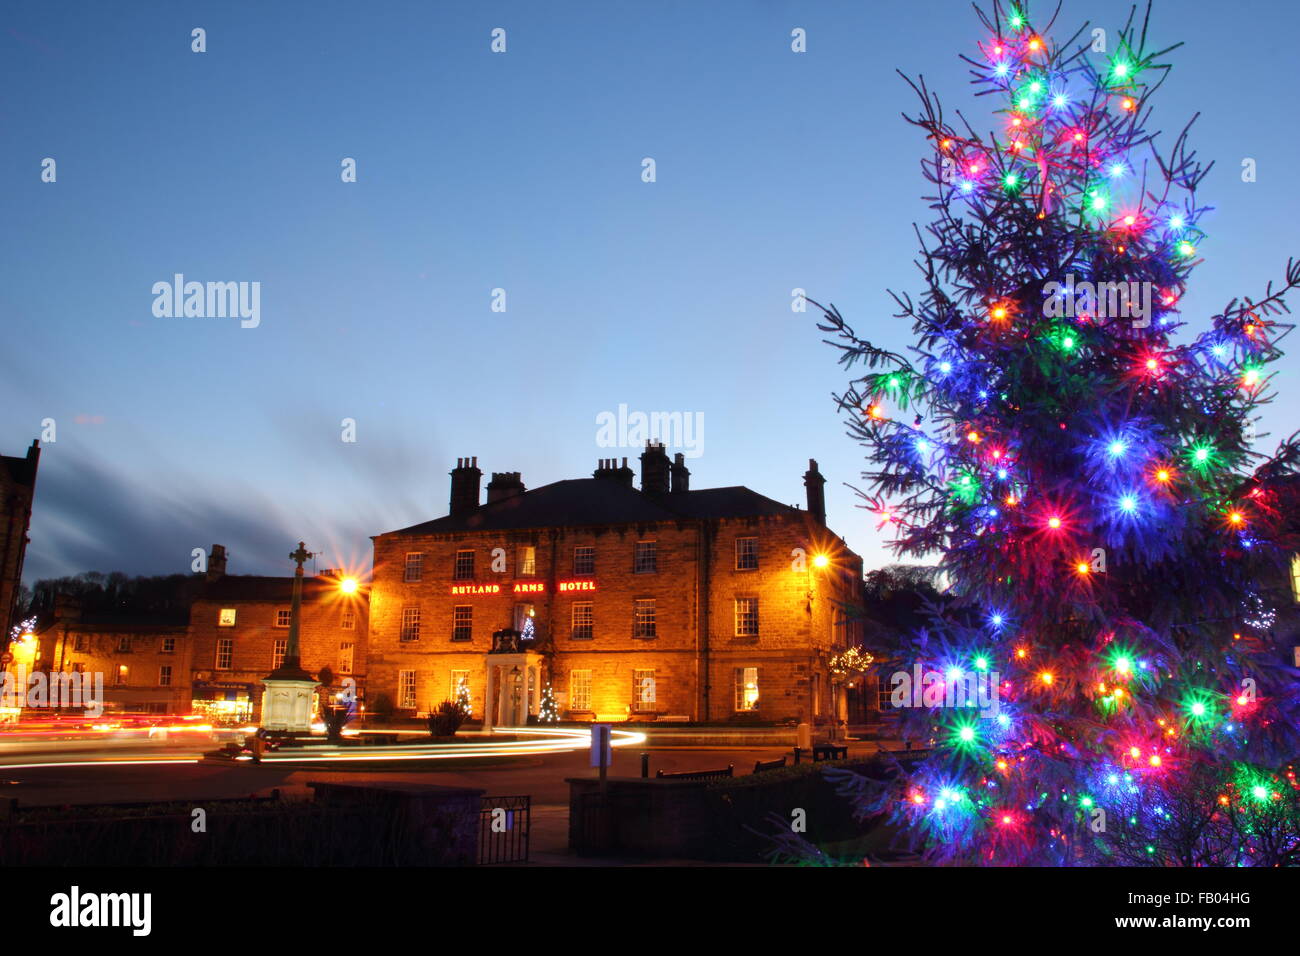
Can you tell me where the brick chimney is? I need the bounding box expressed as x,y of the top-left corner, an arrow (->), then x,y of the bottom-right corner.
640,441 -> 670,495
449,457 -> 482,517
670,452 -> 690,494
207,544 -> 228,581
803,458 -> 826,525
487,472 -> 526,503
593,457 -> 635,487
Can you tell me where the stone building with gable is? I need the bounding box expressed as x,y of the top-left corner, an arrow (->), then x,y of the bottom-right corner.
366,444 -> 864,725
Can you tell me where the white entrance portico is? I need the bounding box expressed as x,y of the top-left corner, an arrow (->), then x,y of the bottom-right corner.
482,630 -> 543,733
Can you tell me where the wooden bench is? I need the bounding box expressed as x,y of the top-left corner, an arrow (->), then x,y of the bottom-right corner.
752,756 -> 787,774
792,744 -> 849,764
655,765 -> 734,780
814,744 -> 848,762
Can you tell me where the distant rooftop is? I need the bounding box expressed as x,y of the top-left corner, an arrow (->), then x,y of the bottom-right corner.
384,478 -> 810,536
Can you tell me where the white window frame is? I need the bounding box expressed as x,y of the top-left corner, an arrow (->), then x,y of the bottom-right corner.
400,606 -> 421,642
454,549 -> 475,580
633,598 -> 656,639
159,664 -> 173,687
275,608 -> 291,628
452,605 -> 473,642
734,666 -> 759,712
216,638 -> 233,670
736,536 -> 759,570
399,670 -> 417,710
735,597 -> 760,637
571,602 -> 594,640
404,551 -> 424,583
634,540 -> 657,574
570,669 -> 593,711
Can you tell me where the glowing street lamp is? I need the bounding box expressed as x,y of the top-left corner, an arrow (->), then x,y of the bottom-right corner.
338,576 -> 359,594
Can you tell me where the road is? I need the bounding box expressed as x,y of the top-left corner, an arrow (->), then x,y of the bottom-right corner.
0,731 -> 854,862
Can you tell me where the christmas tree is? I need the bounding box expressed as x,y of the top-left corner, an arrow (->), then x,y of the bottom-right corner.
539,681 -> 559,723
455,677 -> 473,718
812,0 -> 1300,865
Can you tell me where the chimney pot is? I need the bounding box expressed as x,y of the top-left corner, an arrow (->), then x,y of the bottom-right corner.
449,457 -> 483,517
803,459 -> 826,526
640,442 -> 671,495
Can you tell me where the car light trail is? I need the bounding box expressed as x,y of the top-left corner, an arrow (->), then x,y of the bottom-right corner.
0,726 -> 644,770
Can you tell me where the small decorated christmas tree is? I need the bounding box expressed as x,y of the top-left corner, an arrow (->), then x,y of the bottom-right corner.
539,681 -> 559,723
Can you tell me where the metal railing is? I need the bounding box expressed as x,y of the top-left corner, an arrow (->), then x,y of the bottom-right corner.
478,795 -> 530,864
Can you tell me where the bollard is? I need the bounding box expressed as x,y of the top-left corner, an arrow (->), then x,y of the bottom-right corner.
640,752 -> 649,778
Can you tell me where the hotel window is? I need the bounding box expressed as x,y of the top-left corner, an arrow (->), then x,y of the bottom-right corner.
272,639 -> 287,669
450,670 -> 470,701
275,609 -> 291,628
518,545 -> 536,576
571,602 -> 594,640
116,665 -> 129,686
452,605 -> 473,642
117,635 -> 131,653
75,634 -> 88,651
633,669 -> 657,712
633,599 -> 657,639
570,670 -> 593,711
341,608 -> 355,630
573,546 -> 595,576
634,541 -> 657,574
1291,554 -> 1300,603
399,670 -> 417,710
454,550 -> 475,580
400,606 -> 422,642
404,552 -> 424,582
218,608 -> 236,627
734,667 -> 760,711
735,597 -> 760,637
161,637 -> 176,654
216,638 -> 233,670
736,536 -> 759,570
159,665 -> 172,687
339,642 -> 354,675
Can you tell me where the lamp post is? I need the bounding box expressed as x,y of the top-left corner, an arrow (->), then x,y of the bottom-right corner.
259,541 -> 319,734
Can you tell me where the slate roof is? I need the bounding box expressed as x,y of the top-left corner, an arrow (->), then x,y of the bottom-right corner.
383,478 -> 808,536
196,575 -> 341,603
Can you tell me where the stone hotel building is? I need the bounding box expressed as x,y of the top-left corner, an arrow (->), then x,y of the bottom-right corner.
366,443 -> 864,725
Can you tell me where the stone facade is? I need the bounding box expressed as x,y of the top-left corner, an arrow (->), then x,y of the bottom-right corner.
188,556 -> 369,721
366,449 -> 864,724
20,596 -> 192,714
0,441 -> 40,640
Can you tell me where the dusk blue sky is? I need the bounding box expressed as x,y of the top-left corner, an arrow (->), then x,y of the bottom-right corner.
3,0 -> 1298,583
